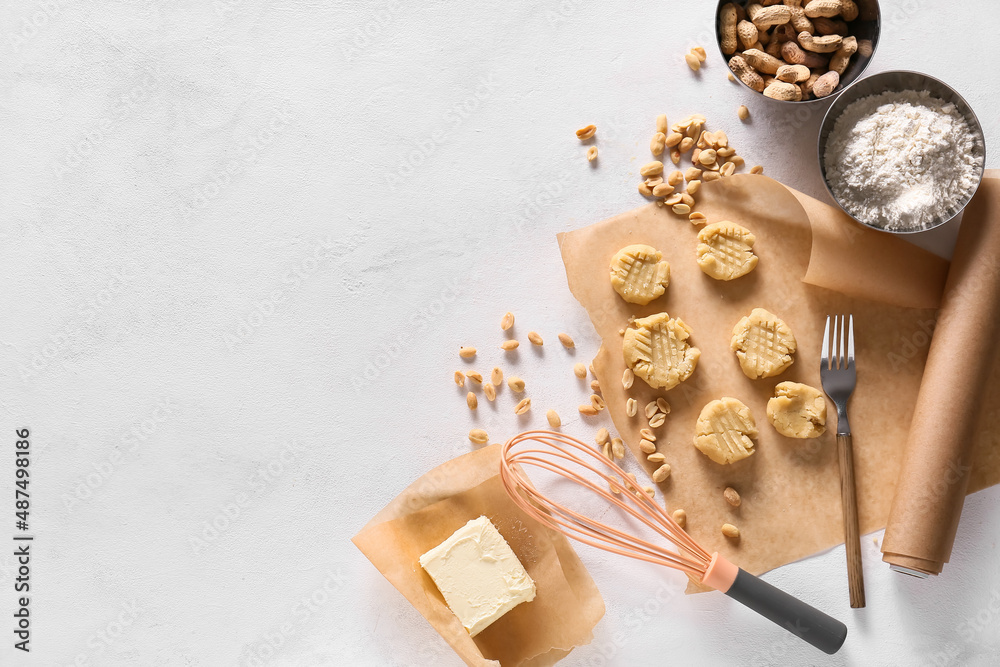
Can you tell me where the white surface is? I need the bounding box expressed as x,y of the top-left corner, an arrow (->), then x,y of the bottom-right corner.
1,1 -> 999,665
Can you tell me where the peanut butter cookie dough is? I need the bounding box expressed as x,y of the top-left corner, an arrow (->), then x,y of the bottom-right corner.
623,312 -> 701,390
696,221 -> 758,281
767,381 -> 827,439
731,308 -> 796,379
694,397 -> 758,464
609,244 -> 670,305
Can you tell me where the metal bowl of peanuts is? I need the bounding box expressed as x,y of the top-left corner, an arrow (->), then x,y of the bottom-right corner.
715,0 -> 880,103
817,69 -> 987,234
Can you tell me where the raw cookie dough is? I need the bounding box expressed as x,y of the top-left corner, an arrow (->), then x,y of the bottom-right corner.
694,397 -> 758,464
609,244 -> 670,305
767,381 -> 827,438
623,312 -> 701,390
696,221 -> 758,281
731,308 -> 797,379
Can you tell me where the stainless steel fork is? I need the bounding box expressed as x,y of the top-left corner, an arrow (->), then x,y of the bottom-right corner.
820,314 -> 866,609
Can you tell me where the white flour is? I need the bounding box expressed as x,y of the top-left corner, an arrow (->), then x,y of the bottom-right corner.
824,90 -> 982,232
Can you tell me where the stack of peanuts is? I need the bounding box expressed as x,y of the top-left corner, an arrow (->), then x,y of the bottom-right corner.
720,1 -> 869,101
640,113 -> 762,222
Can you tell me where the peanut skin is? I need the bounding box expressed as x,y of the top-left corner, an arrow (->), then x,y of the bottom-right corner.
840,0 -> 859,21
742,48 -> 784,75
763,80 -> 803,101
737,20 -> 759,50
829,35 -> 857,74
720,3 -> 739,55
813,17 -> 848,35
752,5 -> 792,30
781,40 -> 830,68
797,31 -> 843,53
788,5 -> 814,34
804,0 -> 842,18
812,70 -> 840,98
728,55 -> 765,92
776,63 -> 810,82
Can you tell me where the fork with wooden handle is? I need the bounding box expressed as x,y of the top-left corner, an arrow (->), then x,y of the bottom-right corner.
820,314 -> 866,608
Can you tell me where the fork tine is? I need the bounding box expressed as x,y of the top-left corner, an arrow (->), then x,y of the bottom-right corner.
839,315 -> 847,369
847,314 -> 855,368
822,315 -> 831,369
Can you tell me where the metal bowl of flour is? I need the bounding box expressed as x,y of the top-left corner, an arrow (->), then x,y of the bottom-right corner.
818,70 -> 986,234
714,0 -> 881,104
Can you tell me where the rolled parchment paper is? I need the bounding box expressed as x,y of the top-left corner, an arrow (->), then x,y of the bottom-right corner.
882,173 -> 1000,576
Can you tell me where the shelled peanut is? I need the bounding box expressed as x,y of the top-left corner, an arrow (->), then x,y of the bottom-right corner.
638,113 -> 750,222
718,0 -> 868,100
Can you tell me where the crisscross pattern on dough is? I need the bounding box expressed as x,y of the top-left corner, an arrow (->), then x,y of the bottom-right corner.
696,221 -> 758,281
731,308 -> 796,379
623,313 -> 700,390
609,244 -> 670,305
694,397 -> 758,465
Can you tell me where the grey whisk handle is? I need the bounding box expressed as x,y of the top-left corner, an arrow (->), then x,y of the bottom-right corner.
724,568 -> 847,655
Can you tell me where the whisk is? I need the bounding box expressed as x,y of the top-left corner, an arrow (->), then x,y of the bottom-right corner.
500,430 -> 847,655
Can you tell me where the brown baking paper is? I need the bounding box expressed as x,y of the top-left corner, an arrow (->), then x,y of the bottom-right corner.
352,444 -> 605,667
882,171 -> 1000,575
557,173 -> 1000,583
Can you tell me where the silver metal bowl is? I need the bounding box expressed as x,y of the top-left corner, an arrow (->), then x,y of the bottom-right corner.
817,70 -> 987,234
714,0 -> 881,104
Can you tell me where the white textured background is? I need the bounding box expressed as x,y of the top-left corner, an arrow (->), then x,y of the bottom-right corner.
1,1 -> 999,665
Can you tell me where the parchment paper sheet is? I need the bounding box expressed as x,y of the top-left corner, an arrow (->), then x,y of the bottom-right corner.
353,444 -> 605,667
882,172 -> 1000,575
557,174 -> 1000,582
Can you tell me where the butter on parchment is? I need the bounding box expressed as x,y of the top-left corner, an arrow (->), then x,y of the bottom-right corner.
419,516 -> 536,637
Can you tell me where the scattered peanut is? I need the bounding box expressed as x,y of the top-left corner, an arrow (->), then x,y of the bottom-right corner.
672,204 -> 691,216
703,170 -> 721,182
652,183 -> 675,198
640,161 -> 664,177
501,311 -> 515,330
574,362 -> 587,378
500,340 -> 519,351
587,146 -> 598,162
596,427 -> 610,446
649,412 -> 666,428
466,371 -> 483,384
612,438 -> 625,459
459,346 -> 477,358
724,486 -> 742,507
591,394 -> 606,411
690,211 -> 708,224
644,401 -> 659,419
650,132 -> 666,156
514,397 -> 531,415
685,53 -> 701,71
722,523 -> 741,538
692,46 -> 707,61
484,382 -> 496,401
491,367 -> 503,386
507,376 -> 525,392
751,165 -> 764,174
656,398 -> 671,414
626,398 -> 638,417
638,181 -> 654,197
672,509 -> 687,528
655,113 -> 669,134
639,439 -> 656,454
678,137 -> 695,153
647,452 -> 666,463
640,428 -> 656,442
579,404 -> 599,416
737,104 -> 750,121
547,409 -> 561,428
665,132 -> 683,148
469,428 -> 488,444
467,392 -> 477,409
454,371 -> 465,387
652,464 -> 672,483
576,124 -> 597,140
527,331 -> 543,346
558,333 -> 575,348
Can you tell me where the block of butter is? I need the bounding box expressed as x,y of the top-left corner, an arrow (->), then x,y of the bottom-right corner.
419,515 -> 536,636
